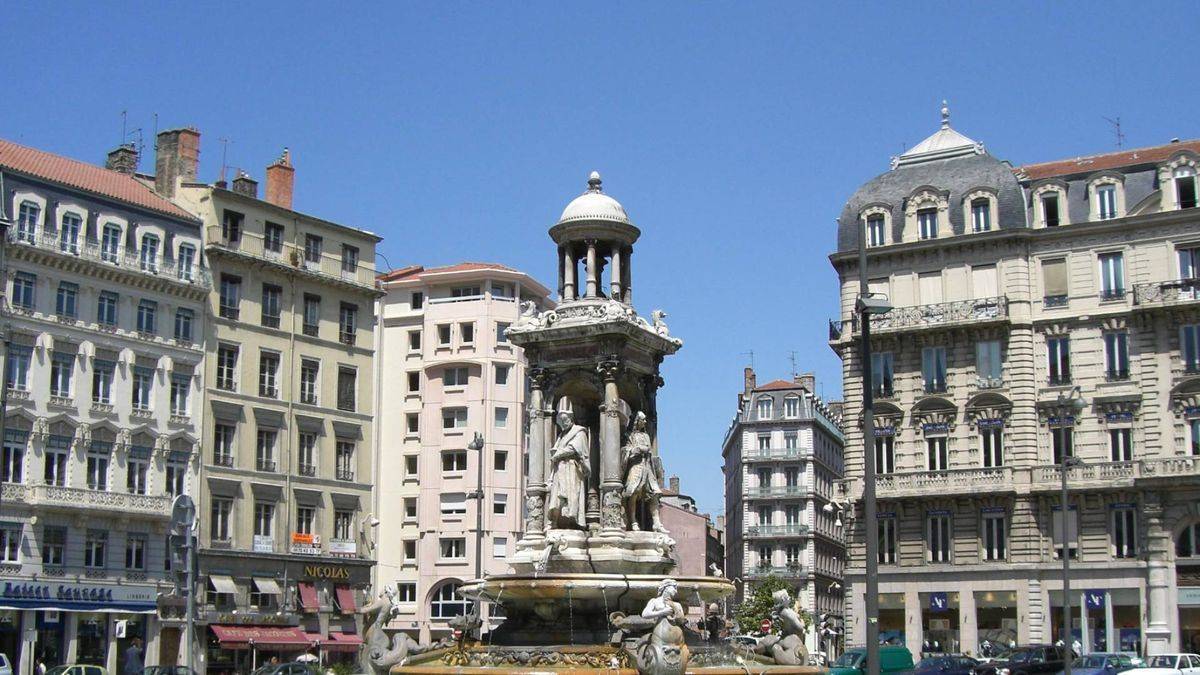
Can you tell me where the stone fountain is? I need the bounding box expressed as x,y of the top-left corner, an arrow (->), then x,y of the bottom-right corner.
387,174 -> 821,674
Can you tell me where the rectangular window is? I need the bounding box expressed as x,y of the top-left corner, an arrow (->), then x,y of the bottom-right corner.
335,440 -> 355,481
757,435 -> 771,451
437,324 -> 452,346
298,432 -> 317,476
866,215 -> 886,247
56,282 -> 78,319
442,450 -> 467,473
1042,258 -> 1068,305
491,282 -> 514,298
405,455 -> 418,476
918,208 -> 938,239
303,294 -> 321,337
6,347 -> 30,391
783,397 -> 800,418
460,322 -> 475,345
976,340 -> 1002,386
2,435 -> 25,483
398,583 -> 417,602
41,526 -> 65,565
440,538 -> 466,559
254,502 -> 275,537
1178,171 -> 1199,209
177,244 -> 196,281
44,441 -> 68,486
443,367 -> 469,387
981,427 -> 1003,467
495,450 -> 508,471
971,198 -> 991,232
50,352 -> 73,398
222,210 -> 243,243
922,346 -> 947,393
12,273 -> 35,310
126,458 -> 148,494
261,284 -> 282,328
174,309 -> 194,343
304,234 -> 323,264
407,413 -> 420,434
125,535 -> 146,570
334,510 -> 353,541
1183,325 -> 1200,373
926,437 -> 948,471
296,506 -> 315,535
404,498 -> 418,520
100,224 -> 120,260
784,433 -> 798,449
1104,331 -> 1129,380
495,407 -> 509,428
983,513 -> 1007,561
757,545 -> 773,567
136,300 -> 157,335
1110,428 -> 1133,462
170,374 -> 190,416
339,303 -> 358,346
264,222 -> 284,253
1052,425 -> 1074,464
757,468 -> 771,488
165,462 -> 186,496
496,321 -> 511,344
92,360 -> 114,404
219,274 -> 241,320
1048,336 -> 1071,384
337,367 -> 357,411
97,291 -> 119,326
493,536 -> 508,558
211,498 -> 232,542
756,398 -> 772,420
1097,184 -> 1117,220
84,531 -> 107,568
1099,252 -> 1125,299
300,359 -> 320,405
411,292 -> 424,310
256,429 -> 278,472
214,424 -> 235,465
1113,507 -> 1137,558
409,330 -> 422,351
217,344 -> 238,390
1053,507 -> 1079,559
407,371 -> 421,393
442,408 -> 468,429
259,351 -> 280,398
60,213 -> 81,253
875,435 -> 894,474
927,514 -> 951,562
132,367 -> 153,410
341,244 -> 359,273
16,201 -> 39,242
784,467 -> 800,487
139,234 -> 159,272
1042,194 -> 1061,227
493,493 -> 508,515
451,285 -> 481,298
878,518 -> 897,564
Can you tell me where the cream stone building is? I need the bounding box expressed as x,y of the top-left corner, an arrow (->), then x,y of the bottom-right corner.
374,262 -> 552,643
829,106 -> 1200,657
163,129 -> 382,670
0,138 -> 207,673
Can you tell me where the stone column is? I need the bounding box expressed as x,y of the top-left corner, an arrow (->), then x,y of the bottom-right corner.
598,359 -> 625,534
585,240 -> 598,298
562,248 -> 576,301
905,588 -> 923,659
609,245 -> 623,300
959,589 -> 977,654
1143,497 -> 1173,655
523,367 -> 549,539
622,247 -> 633,304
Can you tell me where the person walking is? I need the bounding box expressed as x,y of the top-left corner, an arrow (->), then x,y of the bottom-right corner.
122,637 -> 144,675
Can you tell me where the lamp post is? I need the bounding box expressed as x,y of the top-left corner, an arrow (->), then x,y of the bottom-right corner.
1054,390 -> 1084,675
857,222 -> 892,675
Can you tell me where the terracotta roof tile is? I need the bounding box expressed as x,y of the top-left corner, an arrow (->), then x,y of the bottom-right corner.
1017,139 -> 1200,181
755,379 -> 801,392
0,137 -> 197,221
378,261 -> 519,282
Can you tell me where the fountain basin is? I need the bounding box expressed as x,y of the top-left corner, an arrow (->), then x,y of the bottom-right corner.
459,573 -> 734,605
393,644 -> 828,673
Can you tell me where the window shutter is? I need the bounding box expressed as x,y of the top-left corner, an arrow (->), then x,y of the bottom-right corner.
1052,508 -> 1078,545
1043,259 -> 1068,297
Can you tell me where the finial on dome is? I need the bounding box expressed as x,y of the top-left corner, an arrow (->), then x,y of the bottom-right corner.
587,171 -> 602,193
940,100 -> 950,129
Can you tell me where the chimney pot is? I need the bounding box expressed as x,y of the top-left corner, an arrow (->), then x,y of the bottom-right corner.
797,372 -> 816,393
154,127 -> 200,198
265,147 -> 295,210
743,367 -> 756,394
231,170 -> 258,198
669,475 -> 680,494
105,144 -> 139,175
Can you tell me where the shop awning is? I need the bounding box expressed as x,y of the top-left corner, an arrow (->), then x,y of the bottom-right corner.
252,577 -> 282,595
298,582 -> 319,611
210,625 -> 312,649
323,632 -> 364,652
208,575 -> 238,595
334,585 -> 357,614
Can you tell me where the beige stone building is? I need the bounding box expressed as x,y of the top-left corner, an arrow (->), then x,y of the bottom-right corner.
163,129 -> 382,669
829,106 -> 1200,657
373,262 -> 552,643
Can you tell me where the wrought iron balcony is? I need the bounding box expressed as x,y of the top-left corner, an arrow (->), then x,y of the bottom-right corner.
205,226 -> 377,293
844,296 -> 1008,335
745,447 -> 806,461
335,468 -> 356,482
746,564 -> 805,579
746,524 -> 810,537
212,454 -> 234,468
8,231 -> 212,289
256,459 -> 277,473
746,485 -> 807,499
1134,278 -> 1200,307
298,464 -> 317,477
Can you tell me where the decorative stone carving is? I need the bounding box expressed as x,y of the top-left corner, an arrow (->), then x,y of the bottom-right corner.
524,493 -> 545,534
546,398 -> 590,530
512,300 -> 540,331
631,578 -> 689,675
601,490 -> 625,531
738,589 -> 810,666
622,412 -> 666,533
361,585 -> 446,674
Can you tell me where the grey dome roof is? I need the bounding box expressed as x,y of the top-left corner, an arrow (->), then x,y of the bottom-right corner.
835,151 -> 1027,253
557,171 -> 632,226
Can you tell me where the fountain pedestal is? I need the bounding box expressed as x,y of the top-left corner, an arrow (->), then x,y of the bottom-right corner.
511,529 -> 676,575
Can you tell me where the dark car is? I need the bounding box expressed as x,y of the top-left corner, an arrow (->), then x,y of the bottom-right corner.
1053,654 -> 1138,675
251,664 -> 319,675
141,668 -> 199,675
978,645 -> 1070,675
916,656 -> 981,675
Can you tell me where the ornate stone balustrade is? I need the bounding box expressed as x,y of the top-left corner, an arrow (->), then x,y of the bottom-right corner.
872,467 -> 1013,498
848,296 -> 1009,335
745,565 -> 806,579
1031,460 -> 1140,490
1134,279 -> 1200,307
9,230 -> 212,289
745,524 -> 810,538
1,482 -> 171,518
745,485 -> 807,499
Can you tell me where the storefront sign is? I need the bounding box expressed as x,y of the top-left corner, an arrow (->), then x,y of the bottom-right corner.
290,532 -> 322,555
0,580 -> 156,610
303,565 -> 350,580
929,592 -> 948,611
1179,587 -> 1200,606
204,610 -> 296,626
1085,590 -> 1106,610
328,540 -> 357,555
252,535 -> 274,553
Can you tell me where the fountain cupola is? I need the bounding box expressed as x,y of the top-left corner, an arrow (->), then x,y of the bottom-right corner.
552,171 -> 639,304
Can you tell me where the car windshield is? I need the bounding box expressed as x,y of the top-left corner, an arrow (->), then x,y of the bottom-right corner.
833,652 -> 865,668
916,658 -> 949,670
1147,656 -> 1179,669
46,668 -> 70,675
1074,656 -> 1108,669
1008,650 -> 1033,664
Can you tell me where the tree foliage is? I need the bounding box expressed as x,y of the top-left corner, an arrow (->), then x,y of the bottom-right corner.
734,575 -> 813,636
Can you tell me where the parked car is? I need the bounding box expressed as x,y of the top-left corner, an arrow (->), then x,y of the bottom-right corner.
977,645 -> 1069,675
46,667 -> 108,675
0,653 -> 12,675
1053,653 -> 1137,675
1136,654 -> 1200,675
141,668 -> 198,675
727,634 -> 759,649
915,655 -> 980,675
831,645 -> 917,675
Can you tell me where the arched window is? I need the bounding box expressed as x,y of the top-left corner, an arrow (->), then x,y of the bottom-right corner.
177,243 -> 196,281
860,206 -> 891,248
16,201 -> 39,242
1175,166 -> 1197,210
140,233 -> 160,272
430,582 -> 470,619
1032,184 -> 1068,228
1178,522 -> 1200,558
101,224 -> 122,262
1088,175 -> 1124,221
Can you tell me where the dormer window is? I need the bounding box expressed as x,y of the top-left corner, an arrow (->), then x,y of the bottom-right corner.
1097,184 -> 1117,220
866,215 -> 886,247
970,198 -> 991,232
1175,167 -> 1197,209
918,208 -> 938,239
140,233 -> 160,273
755,398 -> 772,420
1042,194 -> 1061,227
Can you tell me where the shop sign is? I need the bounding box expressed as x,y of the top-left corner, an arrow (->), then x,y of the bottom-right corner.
303,564 -> 350,580
204,610 -> 296,626
928,592 -> 948,611
290,532 -> 322,556
253,535 -> 274,553
1,581 -> 155,606
328,540 -> 356,555
1178,587 -> 1200,606
1085,590 -> 1106,609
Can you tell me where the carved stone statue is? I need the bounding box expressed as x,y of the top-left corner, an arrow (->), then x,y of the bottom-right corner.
622,411 -> 666,532
546,398 -> 590,530
637,578 -> 689,675
361,585 -> 443,674
743,589 -> 810,666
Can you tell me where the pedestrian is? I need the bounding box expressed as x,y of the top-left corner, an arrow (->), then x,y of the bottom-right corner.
35,652 -> 47,675
122,637 -> 144,675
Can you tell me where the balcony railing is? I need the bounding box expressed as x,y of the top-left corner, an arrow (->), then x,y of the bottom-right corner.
746,564 -> 805,579
298,464 -> 317,477
870,467 -> 1013,498
1,483 -> 171,517
212,454 -> 234,468
256,459 -> 277,473
335,468 -> 355,482
1031,461 -> 1138,490
746,485 -> 806,499
9,231 -> 212,289
746,524 -> 810,537
1134,279 -> 1200,307
745,447 -> 806,461
844,296 -> 1009,335
205,226 -> 377,292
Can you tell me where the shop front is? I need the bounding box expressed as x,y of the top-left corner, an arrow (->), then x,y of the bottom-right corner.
1049,588 -> 1141,655
877,593 -> 905,647
974,590 -> 1017,657
920,592 -> 960,655
1179,587 -> 1200,654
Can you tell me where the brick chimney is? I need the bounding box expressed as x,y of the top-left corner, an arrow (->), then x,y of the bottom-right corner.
105,144 -> 138,175
743,367 -> 756,395
231,170 -> 258,198
795,371 -> 816,394
669,475 -> 680,494
154,128 -> 200,198
264,147 -> 294,210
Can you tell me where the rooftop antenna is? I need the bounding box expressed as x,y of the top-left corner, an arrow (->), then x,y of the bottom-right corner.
787,350 -> 799,378
152,113 -> 159,151
121,110 -> 127,146
1102,116 -> 1125,149
740,350 -> 755,369
218,137 -> 232,183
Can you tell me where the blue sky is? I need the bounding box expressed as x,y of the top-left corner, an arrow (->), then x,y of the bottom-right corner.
5,2 -> 1197,517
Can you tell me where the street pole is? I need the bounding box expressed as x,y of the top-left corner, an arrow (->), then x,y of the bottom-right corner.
1061,447 -> 1072,675
186,525 -> 195,675
858,224 -> 880,675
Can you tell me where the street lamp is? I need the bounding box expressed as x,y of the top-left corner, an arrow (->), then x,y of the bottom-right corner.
1054,390 -> 1084,675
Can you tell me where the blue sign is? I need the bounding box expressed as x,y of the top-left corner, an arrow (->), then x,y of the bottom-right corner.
977,419 -> 1005,429
923,423 -> 950,434
929,592 -> 949,611
1085,590 -> 1106,610
1105,412 -> 1134,422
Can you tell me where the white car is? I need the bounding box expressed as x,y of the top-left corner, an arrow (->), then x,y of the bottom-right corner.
1137,654 -> 1200,675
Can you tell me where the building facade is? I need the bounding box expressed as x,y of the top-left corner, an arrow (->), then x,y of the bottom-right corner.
721,368 -> 845,655
0,138 -> 208,673
374,263 -> 552,643
829,106 -> 1200,657
165,130 -> 383,669
659,476 -> 726,620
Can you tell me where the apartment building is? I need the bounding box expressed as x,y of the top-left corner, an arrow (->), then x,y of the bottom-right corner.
163,129 -> 382,669
374,262 -> 552,643
0,138 -> 208,673
721,368 -> 845,655
829,105 -> 1200,657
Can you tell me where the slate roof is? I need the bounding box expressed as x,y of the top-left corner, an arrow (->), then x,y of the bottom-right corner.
1016,139 -> 1200,181
0,137 -> 197,221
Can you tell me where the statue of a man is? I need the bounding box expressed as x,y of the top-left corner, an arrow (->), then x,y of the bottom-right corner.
547,399 -> 589,530
622,411 -> 666,532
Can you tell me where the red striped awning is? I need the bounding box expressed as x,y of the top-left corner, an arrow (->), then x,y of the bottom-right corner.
324,631 -> 363,652
210,625 -> 311,649
298,582 -> 319,612
335,585 -> 357,614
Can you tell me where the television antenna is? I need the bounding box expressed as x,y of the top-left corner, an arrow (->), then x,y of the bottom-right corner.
218,137 -> 232,183
1102,116 -> 1125,149
787,350 -> 799,378
740,350 -> 755,368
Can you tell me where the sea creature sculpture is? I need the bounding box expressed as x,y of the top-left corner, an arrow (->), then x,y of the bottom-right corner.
361,585 -> 442,674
